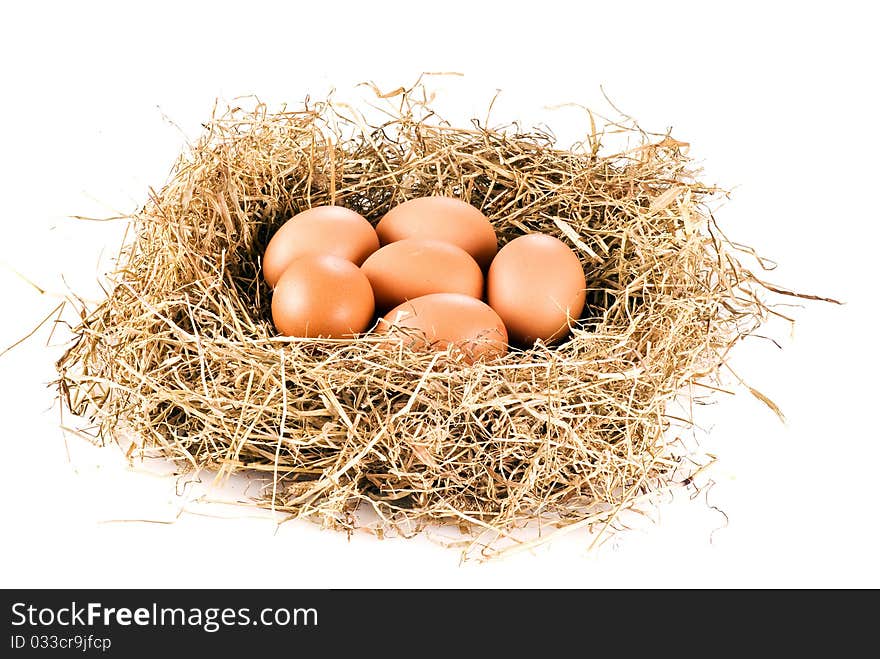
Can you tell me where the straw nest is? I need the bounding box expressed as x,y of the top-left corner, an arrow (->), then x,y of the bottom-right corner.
55,83 -> 793,558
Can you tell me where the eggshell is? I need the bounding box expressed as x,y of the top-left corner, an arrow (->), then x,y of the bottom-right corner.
263,205 -> 379,288
376,293 -> 508,363
487,233 -> 586,345
361,238 -> 484,313
375,196 -> 497,269
271,254 -> 375,338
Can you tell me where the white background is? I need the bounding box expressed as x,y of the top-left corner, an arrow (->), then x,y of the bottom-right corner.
1,1 -> 878,588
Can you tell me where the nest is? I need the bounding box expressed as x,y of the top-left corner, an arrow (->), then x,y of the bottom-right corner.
56,83 -> 788,558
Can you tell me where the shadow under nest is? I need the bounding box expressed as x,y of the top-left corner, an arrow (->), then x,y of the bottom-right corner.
56,91 -> 771,558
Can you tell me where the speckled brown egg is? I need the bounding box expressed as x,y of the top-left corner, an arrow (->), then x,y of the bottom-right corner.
376,293 -> 508,363
360,238 -> 484,313
487,233 -> 586,346
263,205 -> 379,288
271,254 -> 375,338
375,196 -> 497,269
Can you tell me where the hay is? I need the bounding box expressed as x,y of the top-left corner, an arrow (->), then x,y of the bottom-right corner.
55,82 -> 802,559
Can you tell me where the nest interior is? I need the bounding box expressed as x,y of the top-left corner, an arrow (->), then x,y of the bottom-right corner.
56,86 -> 776,556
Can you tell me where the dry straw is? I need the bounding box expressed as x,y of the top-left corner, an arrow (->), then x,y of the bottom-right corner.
54,81 -> 819,559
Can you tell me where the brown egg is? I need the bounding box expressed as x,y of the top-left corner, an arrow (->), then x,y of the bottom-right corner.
375,196 -> 497,269
361,239 -> 484,313
376,293 -> 508,363
487,233 -> 586,346
271,254 -> 375,338
263,205 -> 379,288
